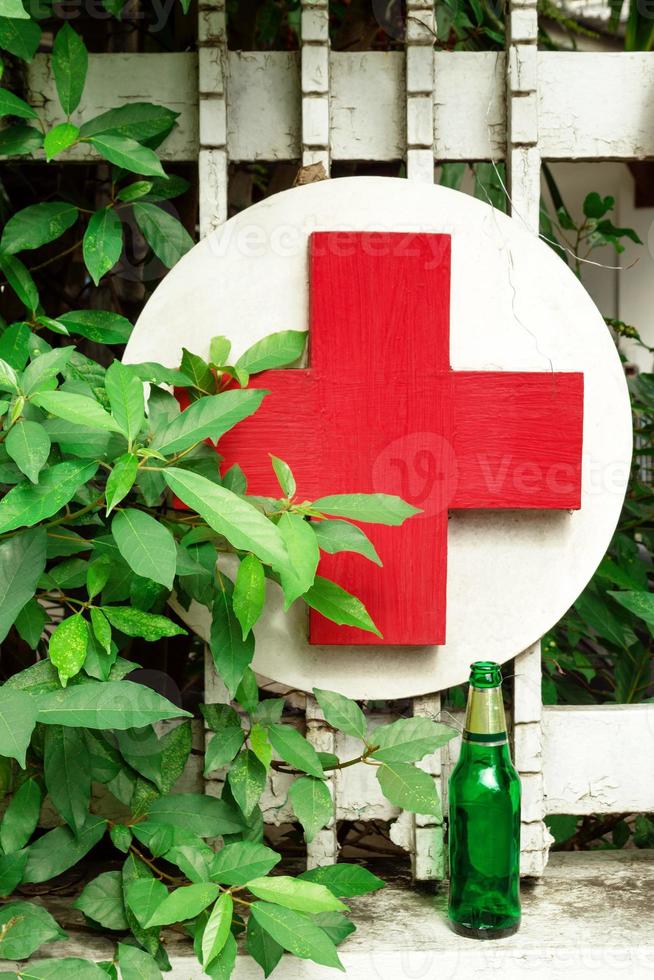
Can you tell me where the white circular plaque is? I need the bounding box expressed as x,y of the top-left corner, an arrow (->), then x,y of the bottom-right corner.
126,177 -> 632,700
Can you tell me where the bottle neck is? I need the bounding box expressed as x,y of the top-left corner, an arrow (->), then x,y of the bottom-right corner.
462,684 -> 508,747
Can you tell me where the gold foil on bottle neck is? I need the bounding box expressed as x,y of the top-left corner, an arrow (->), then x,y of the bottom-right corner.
464,685 -> 507,735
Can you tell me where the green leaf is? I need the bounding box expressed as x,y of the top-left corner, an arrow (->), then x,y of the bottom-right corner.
0,777 -> 42,853
150,723 -> 189,798
0,686 -> 38,767
109,823 -> 131,853
23,815 -> 106,883
0,849 -> 28,897
20,959 -> 107,979
246,916 -> 283,977
376,762 -> 440,816
235,667 -> 259,713
289,776 -> 333,843
146,793 -> 243,837
313,911 -> 355,946
1,202 -> 78,254
370,716 -> 457,764
312,493 -> 421,526
124,876 -> 168,928
235,331 -> 307,374
209,841 -> 280,886
163,467 -> 289,573
312,688 -> 367,741
277,512 -> 319,607
155,389 -> 265,456
79,103 -> 178,143
89,134 -> 166,178
0,356 -> 18,392
105,453 -> 138,515
208,585 -> 248,695
35,679 -> 190,729
203,932 -> 236,979
0,0 -> 29,17
100,606 -> 186,641
117,943 -> 162,980
299,863 -> 384,898
0,252 -> 38,311
111,508 -> 176,590
0,86 -> 36,119
0,527 -> 46,642
57,309 -> 133,345
15,597 -> 47,649
105,362 -> 144,445
180,348 -> 214,393
44,725 -> 90,831
312,519 -> 382,565
87,557 -> 111,601
609,590 -> 654,628
52,23 -> 87,115
250,902 -> 344,971
248,876 -> 345,914
73,871 -> 129,931
204,727 -> 244,776
202,891 -> 232,968
269,454 -> 295,498
117,180 -> 152,203
121,854 -> 162,957
0,16 -> 41,61
146,882 -> 220,927
268,724 -> 324,778
227,749 -> 266,818
583,191 -> 614,219
44,122 -> 79,161
304,576 -> 381,637
209,335 -> 231,366
575,590 -> 637,649
0,901 -> 66,960
142,174 -> 190,202
31,390 -> 123,433
6,420 -> 50,483
0,460 -> 97,534
83,207 -> 122,285
0,122 -> 43,157
233,553 -> 265,639
133,202 -> 193,268
250,722 -> 272,770
48,613 -> 88,687
23,345 -> 75,394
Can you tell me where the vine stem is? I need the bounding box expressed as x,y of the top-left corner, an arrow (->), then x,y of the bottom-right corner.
128,843 -> 185,885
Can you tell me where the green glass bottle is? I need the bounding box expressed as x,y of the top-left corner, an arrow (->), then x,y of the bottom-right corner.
447,661 -> 521,939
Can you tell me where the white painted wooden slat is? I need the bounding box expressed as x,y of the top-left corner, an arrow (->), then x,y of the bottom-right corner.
26,50 -> 654,166
538,52 -> 654,159
330,52 -> 405,161
228,52 -> 301,161
27,53 -> 199,162
301,0 -> 330,171
543,704 -> 654,814
433,51 -> 506,161
198,0 -> 227,237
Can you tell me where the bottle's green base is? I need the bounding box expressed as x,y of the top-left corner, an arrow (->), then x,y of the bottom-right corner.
449,920 -> 520,941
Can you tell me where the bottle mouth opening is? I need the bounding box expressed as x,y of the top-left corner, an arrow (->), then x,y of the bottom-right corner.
469,661 -> 502,688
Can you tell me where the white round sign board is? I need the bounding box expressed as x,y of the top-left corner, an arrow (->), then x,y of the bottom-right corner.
126,177 -> 632,700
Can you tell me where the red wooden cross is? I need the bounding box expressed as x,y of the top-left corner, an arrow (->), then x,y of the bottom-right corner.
218,232 -> 583,646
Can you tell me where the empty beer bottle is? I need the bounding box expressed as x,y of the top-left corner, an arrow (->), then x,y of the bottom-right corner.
447,661 -> 521,939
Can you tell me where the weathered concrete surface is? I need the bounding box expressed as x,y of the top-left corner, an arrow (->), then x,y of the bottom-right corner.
5,850 -> 653,978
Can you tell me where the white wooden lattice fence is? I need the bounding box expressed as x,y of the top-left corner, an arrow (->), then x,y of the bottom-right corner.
24,0 -> 654,879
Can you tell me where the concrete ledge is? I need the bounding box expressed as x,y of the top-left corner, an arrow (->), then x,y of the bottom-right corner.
6,850 -> 654,978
